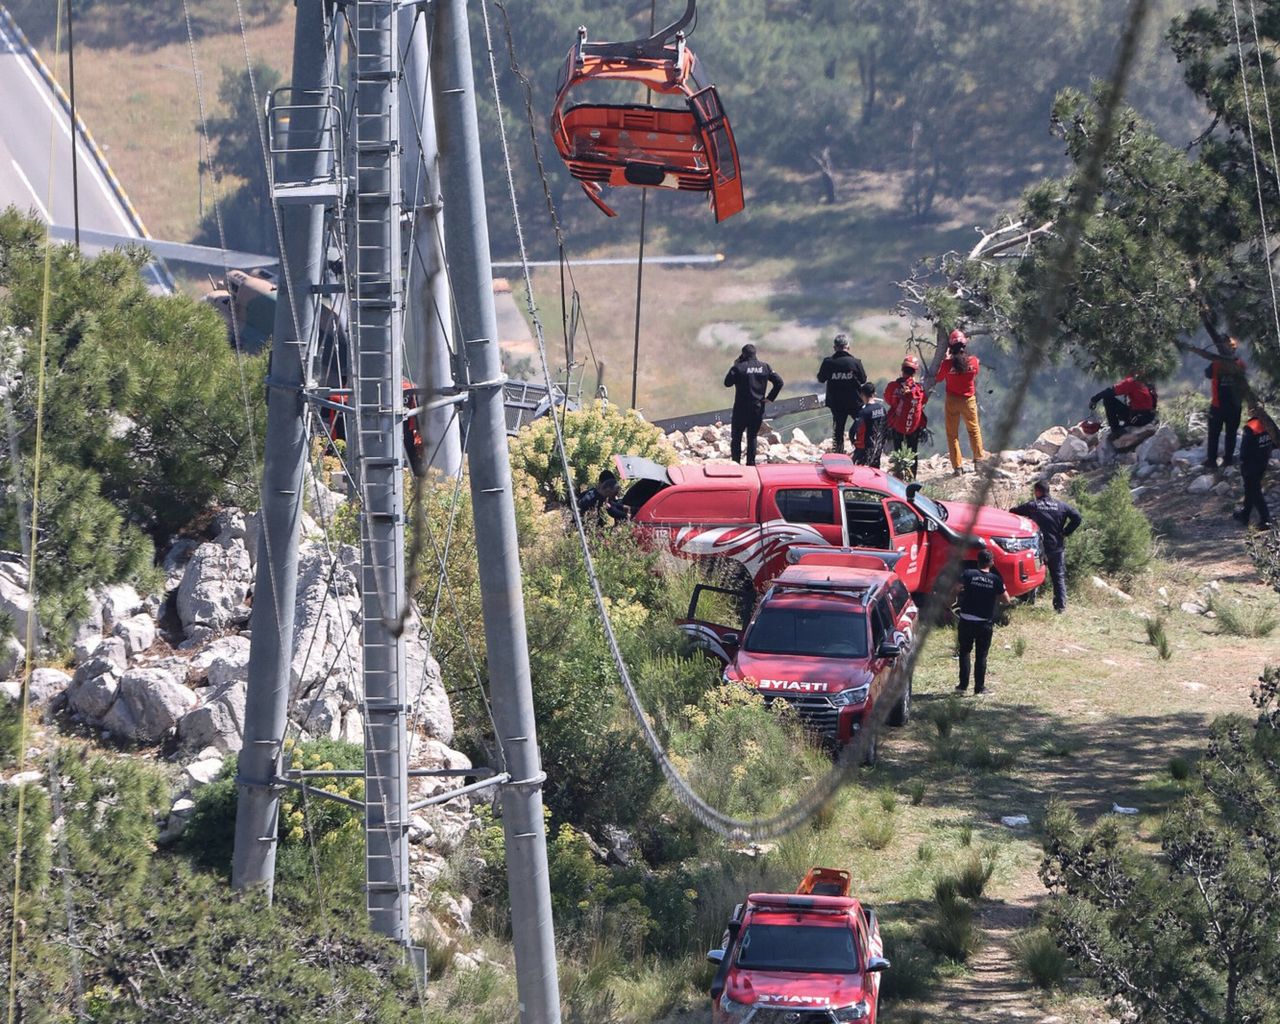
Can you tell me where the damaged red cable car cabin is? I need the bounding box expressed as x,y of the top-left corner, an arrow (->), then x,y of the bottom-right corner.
549,0 -> 745,223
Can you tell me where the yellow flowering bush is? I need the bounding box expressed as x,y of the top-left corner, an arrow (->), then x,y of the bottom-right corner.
508,401 -> 675,505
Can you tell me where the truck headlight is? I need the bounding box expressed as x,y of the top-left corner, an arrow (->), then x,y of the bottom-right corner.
832,684 -> 870,707
834,1001 -> 870,1021
991,535 -> 1036,553
718,993 -> 753,1020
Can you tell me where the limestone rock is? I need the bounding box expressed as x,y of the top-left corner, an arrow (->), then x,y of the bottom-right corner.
0,637 -> 24,680
185,755 -> 225,788
1135,424 -> 1179,466
297,694 -> 342,740
113,667 -> 198,743
179,679 -> 248,754
26,667 -> 71,707
112,613 -> 157,658
98,584 -> 143,629
177,540 -> 254,633
1171,447 -> 1204,472
0,568 -> 34,648
74,637 -> 128,683
289,544 -> 361,703
1187,473 -> 1216,495
405,640 -> 453,743
188,635 -> 251,688
162,539 -> 199,592
1053,436 -> 1090,463
68,670 -> 120,721
1032,426 -> 1068,455
1111,423 -> 1158,452
791,427 -> 812,446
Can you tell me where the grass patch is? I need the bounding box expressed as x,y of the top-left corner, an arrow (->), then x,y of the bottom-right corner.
1168,756 -> 1192,781
879,789 -> 898,814
1012,636 -> 1028,658
908,778 -> 927,806
950,849 -> 996,900
1145,616 -> 1173,660
925,881 -> 980,962
1208,595 -> 1279,638
1012,927 -> 1071,989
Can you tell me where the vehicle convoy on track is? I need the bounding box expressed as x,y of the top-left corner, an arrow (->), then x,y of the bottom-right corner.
708,867 -> 889,1023
681,552 -> 916,763
617,453 -> 1046,601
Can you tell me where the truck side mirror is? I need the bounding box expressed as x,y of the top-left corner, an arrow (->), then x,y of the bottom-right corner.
706,948 -> 725,965
866,956 -> 891,973
876,641 -> 901,659
723,632 -> 740,648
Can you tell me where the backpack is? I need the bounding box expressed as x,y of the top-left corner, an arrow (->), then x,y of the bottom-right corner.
887,378 -> 926,435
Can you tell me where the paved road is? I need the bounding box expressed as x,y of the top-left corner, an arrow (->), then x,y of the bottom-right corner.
0,14 -> 168,290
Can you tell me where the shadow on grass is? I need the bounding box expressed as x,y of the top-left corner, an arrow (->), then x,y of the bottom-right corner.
876,692 -> 1212,829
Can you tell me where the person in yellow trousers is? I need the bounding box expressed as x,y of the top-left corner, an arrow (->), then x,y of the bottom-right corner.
936,330 -> 986,474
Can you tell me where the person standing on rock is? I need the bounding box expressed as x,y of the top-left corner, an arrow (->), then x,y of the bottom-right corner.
1010,480 -> 1082,614
724,344 -> 784,466
936,330 -> 986,475
1089,375 -> 1157,437
953,548 -> 1008,695
885,355 -> 928,478
1234,408 -> 1275,529
1205,338 -> 1246,469
817,333 -> 866,454
851,382 -> 888,468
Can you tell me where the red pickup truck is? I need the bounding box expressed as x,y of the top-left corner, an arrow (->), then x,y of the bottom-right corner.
709,867 -> 889,1023
682,553 -> 916,764
618,452 -> 1045,600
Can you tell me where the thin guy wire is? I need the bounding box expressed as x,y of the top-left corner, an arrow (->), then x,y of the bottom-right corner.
7,4 -> 63,1017
1230,0 -> 1280,352
479,0 -> 1152,840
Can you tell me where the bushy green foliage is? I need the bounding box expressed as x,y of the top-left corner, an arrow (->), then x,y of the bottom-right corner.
508,401 -> 674,505
182,739 -> 364,875
1208,594 -> 1279,639
1066,472 -> 1154,584
1040,667 -> 1280,1022
926,877 -> 980,962
0,209 -> 267,643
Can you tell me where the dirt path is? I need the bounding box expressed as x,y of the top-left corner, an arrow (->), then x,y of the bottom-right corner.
932,897 -> 1040,1022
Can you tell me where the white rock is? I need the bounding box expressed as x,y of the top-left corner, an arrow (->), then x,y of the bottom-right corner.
98,584 -> 143,629
189,635 -> 252,690
298,694 -> 343,740
1111,422 -> 1158,452
1053,436 -> 1090,463
0,570 -> 34,647
68,670 -> 120,721
0,637 -> 24,680
405,637 -> 453,743
1171,447 -> 1204,471
70,589 -> 105,652
1032,426 -> 1068,455
1187,473 -> 1216,494
113,667 -> 198,743
1129,486 -> 1151,501
72,635 -> 103,665
162,538 -> 199,591
112,613 -> 157,658
1111,804 -> 1139,815
177,540 -> 254,633
791,427 -> 812,446
185,756 -> 225,787
179,679 -> 248,753
1135,424 -> 1179,465
339,707 -> 364,745
289,545 -> 362,703
2,770 -> 43,787
73,637 -> 128,683
1001,814 -> 1031,828
1180,601 -> 1207,615
1090,576 -> 1133,602
26,667 -> 71,707
214,509 -> 248,541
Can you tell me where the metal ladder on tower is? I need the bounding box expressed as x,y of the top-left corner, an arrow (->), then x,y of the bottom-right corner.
347,0 -> 414,950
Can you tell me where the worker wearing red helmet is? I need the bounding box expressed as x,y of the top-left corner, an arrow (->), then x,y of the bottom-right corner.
936,329 -> 986,474
884,354 -> 928,478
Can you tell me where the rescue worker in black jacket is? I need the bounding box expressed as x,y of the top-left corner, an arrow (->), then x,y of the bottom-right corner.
724,344 -> 784,466
1010,480 -> 1082,614
816,333 -> 866,454
1234,409 -> 1275,529
577,470 -> 628,523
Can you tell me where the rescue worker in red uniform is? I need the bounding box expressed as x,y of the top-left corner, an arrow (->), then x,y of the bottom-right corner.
851,382 -> 888,469
1234,410 -> 1274,529
1205,338 -> 1246,469
885,355 -> 928,479
724,344 -> 784,466
936,330 -> 985,474
1089,376 -> 1157,437
816,333 -> 866,454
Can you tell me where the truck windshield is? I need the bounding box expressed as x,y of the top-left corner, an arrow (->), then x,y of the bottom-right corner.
882,474 -> 948,524
744,607 -> 868,658
736,923 -> 859,973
